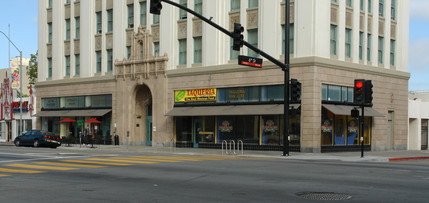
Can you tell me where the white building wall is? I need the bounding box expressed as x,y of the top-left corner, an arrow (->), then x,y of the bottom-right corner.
38,0 -> 409,79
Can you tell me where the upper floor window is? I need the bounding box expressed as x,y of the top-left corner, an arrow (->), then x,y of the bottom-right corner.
140,1 -> 147,27
194,37 -> 202,63
379,0 -> 384,17
331,0 -> 338,3
153,14 -> 160,24
367,34 -> 372,62
391,0 -> 396,20
65,55 -> 70,76
390,40 -> 395,66
360,0 -> 364,11
248,0 -> 258,8
65,19 -> 70,40
96,12 -> 102,34
48,58 -> 52,78
378,36 -> 384,64
154,42 -> 160,57
368,0 -> 372,13
359,32 -> 363,60
194,0 -> 202,15
179,39 -> 187,65
179,0 -> 187,19
107,9 -> 113,32
48,0 -> 52,8
346,0 -> 352,7
128,4 -> 134,28
248,29 -> 258,57
48,23 -> 52,43
345,28 -> 352,58
75,54 -> 80,76
107,49 -> 113,72
322,84 -> 354,103
96,51 -> 102,73
282,24 -> 294,55
330,25 -> 337,56
231,0 -> 240,10
75,17 -> 80,39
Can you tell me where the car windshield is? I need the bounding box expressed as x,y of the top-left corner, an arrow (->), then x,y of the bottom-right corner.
41,131 -> 55,136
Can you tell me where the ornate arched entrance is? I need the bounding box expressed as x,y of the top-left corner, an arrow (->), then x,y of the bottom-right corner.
114,26 -> 171,147
135,85 -> 152,146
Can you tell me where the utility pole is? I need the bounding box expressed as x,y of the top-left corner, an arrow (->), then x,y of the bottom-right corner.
283,0 -> 290,156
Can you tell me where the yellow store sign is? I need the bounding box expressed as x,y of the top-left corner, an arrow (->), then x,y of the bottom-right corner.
175,88 -> 217,102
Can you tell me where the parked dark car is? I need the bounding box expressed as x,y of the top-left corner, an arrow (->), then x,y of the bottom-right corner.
14,130 -> 61,148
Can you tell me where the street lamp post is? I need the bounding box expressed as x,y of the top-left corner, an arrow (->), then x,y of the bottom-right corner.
0,30 -> 23,138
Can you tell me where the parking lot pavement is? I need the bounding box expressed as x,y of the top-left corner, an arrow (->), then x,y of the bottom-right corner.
2,141 -> 429,162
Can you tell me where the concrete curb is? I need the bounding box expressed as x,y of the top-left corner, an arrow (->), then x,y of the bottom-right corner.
388,156 -> 429,162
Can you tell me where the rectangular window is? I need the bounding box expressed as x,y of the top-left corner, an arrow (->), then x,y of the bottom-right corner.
231,0 -> 240,10
230,38 -> 239,60
330,25 -> 337,56
379,0 -> 384,17
107,49 -> 113,72
48,0 -> 52,8
154,42 -> 159,57
248,0 -> 258,8
96,51 -> 102,73
282,24 -> 294,55
75,17 -> 80,39
359,32 -> 363,60
65,19 -> 70,40
153,14 -> 160,24
194,37 -> 202,63
390,40 -> 395,66
66,0 -> 70,3
179,0 -> 187,19
179,39 -> 187,65
107,9 -> 113,32
346,0 -> 352,7
391,0 -> 396,20
128,4 -> 134,28
96,12 -> 102,34
360,0 -> 364,11
48,58 -> 52,78
126,46 -> 131,59
367,34 -> 371,62
194,0 -> 202,15
48,23 -> 52,43
140,1 -> 147,27
65,56 -> 70,76
331,0 -> 338,3
248,29 -> 258,57
368,0 -> 372,13
345,29 -> 352,58
378,36 -> 384,64
75,54 -> 80,76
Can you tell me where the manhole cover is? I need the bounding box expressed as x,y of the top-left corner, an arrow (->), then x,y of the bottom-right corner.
296,192 -> 352,201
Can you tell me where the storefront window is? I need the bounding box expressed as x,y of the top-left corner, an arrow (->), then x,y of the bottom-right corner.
175,117 -> 192,142
217,116 -> 234,143
322,107 -> 371,146
262,115 -> 281,145
327,85 -> 341,102
321,108 -> 334,145
196,117 -> 215,144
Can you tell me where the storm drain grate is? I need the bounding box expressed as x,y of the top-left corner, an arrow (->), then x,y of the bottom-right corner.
296,192 -> 352,201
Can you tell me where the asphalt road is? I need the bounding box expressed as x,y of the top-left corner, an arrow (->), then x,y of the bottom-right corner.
1,146 -> 429,203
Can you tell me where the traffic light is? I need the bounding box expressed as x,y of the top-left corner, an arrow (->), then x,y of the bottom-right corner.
351,108 -> 359,119
290,79 -> 301,103
364,80 -> 373,105
354,79 -> 365,105
150,0 -> 162,15
232,23 -> 244,51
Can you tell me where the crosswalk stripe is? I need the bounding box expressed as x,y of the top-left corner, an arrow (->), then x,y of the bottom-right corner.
0,174 -> 11,177
62,160 -> 134,166
86,158 -> 157,164
33,162 -> 106,168
110,157 -> 182,163
133,156 -> 224,161
0,168 -> 45,174
5,164 -> 78,171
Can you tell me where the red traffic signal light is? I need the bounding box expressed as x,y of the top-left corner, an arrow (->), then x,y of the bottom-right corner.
354,79 -> 365,105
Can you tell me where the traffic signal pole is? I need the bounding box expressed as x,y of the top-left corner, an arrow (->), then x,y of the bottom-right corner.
154,0 -> 291,156
361,106 -> 365,158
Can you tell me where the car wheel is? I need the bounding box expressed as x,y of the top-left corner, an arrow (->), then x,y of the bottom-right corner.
33,139 -> 39,148
15,140 -> 20,147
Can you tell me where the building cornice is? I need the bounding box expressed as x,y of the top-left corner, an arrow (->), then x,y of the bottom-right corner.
167,56 -> 410,80
35,75 -> 116,87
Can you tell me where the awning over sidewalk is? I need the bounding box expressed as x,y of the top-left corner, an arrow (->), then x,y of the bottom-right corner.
34,109 -> 111,117
322,104 -> 384,117
165,104 -> 300,116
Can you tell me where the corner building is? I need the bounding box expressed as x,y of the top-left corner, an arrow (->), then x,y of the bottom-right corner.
37,0 -> 409,152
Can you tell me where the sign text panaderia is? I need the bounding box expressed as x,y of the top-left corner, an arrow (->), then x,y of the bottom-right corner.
175,88 -> 217,102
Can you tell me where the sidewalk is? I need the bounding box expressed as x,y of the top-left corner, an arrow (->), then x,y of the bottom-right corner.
2,142 -> 429,162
